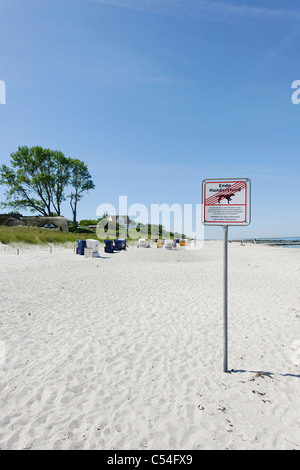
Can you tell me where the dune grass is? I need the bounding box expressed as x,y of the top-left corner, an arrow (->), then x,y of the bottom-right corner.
0,226 -> 101,245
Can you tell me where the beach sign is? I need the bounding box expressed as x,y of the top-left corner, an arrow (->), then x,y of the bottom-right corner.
201,178 -> 251,226
201,178 -> 251,372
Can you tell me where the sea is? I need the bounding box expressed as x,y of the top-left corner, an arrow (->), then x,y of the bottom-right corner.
246,237 -> 300,248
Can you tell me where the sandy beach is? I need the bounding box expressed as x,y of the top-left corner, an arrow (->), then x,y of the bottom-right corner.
0,241 -> 299,450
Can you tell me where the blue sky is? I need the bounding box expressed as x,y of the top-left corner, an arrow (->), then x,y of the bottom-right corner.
0,0 -> 300,238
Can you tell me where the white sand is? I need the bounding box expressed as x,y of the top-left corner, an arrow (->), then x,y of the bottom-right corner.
0,241 -> 299,450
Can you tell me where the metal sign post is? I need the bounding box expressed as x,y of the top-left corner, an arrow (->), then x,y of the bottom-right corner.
223,225 -> 228,372
201,178 -> 251,373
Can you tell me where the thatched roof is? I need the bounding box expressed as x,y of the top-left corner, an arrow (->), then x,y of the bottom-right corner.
0,214 -> 69,232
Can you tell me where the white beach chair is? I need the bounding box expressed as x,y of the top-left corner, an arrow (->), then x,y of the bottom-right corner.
85,239 -> 100,257
164,239 -> 173,250
138,238 -> 146,248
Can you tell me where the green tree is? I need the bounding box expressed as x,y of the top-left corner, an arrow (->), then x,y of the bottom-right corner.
68,159 -> 95,229
0,146 -> 70,216
79,219 -> 99,227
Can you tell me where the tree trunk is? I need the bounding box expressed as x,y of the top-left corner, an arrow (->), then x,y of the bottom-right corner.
73,200 -> 77,230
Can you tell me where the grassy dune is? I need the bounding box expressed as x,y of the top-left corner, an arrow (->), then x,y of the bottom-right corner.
0,226 -> 100,245
0,225 -> 185,245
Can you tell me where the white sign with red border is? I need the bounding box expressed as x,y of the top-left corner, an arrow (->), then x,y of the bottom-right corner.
202,178 -> 251,226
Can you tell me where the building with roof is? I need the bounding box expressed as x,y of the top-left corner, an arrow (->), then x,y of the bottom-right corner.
0,214 -> 69,232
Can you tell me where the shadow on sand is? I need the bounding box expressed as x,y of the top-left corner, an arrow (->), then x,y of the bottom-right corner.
230,369 -> 300,379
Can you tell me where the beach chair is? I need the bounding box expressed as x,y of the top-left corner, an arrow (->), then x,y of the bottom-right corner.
82,239 -> 100,258
77,239 -> 87,255
86,239 -> 99,252
84,247 -> 93,258
104,240 -> 114,253
138,239 -> 146,248
164,239 -> 173,250
114,239 -> 123,251
157,241 -> 162,248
